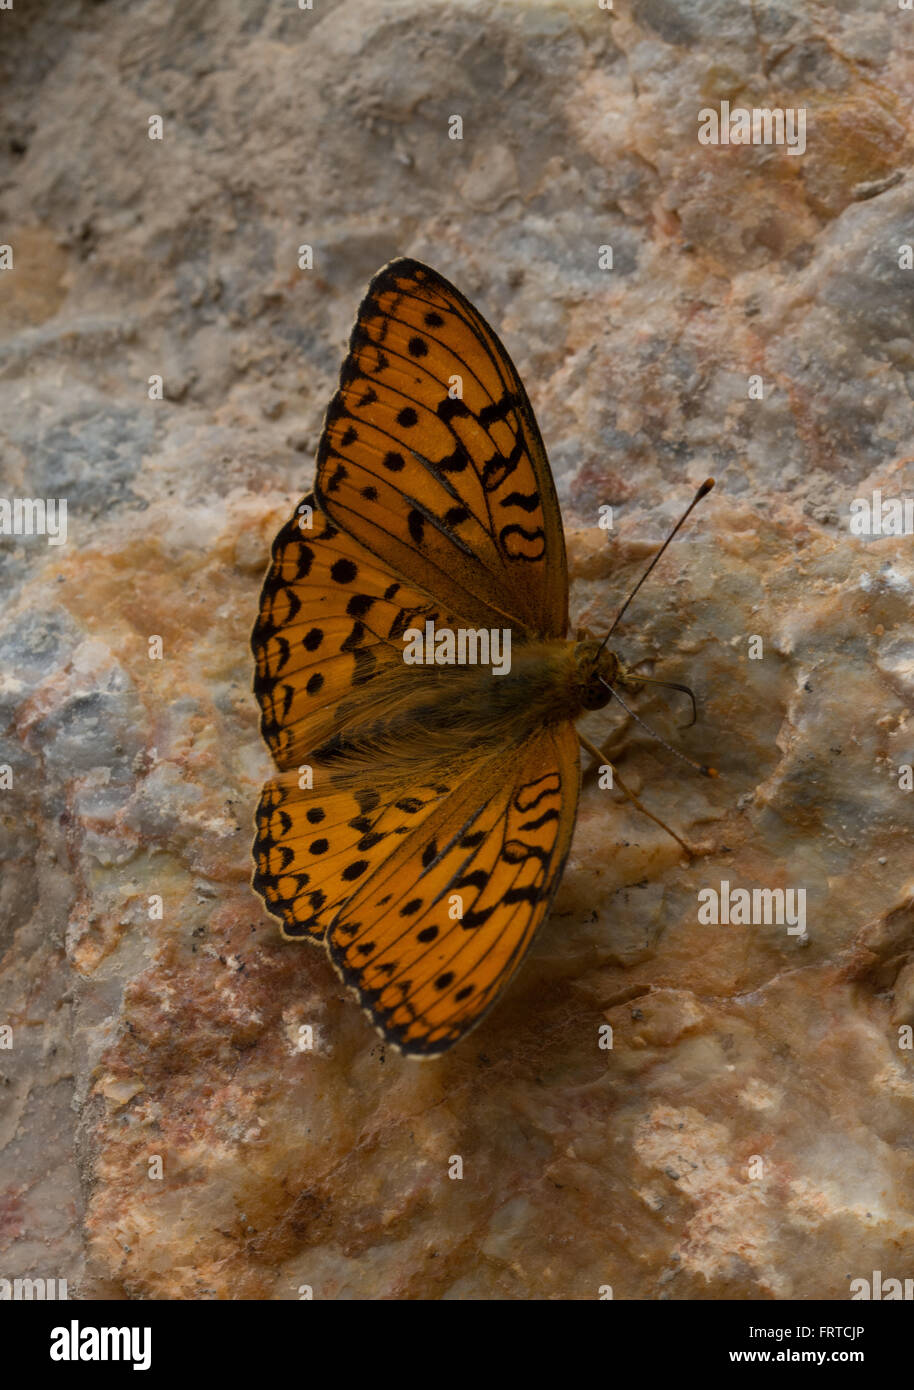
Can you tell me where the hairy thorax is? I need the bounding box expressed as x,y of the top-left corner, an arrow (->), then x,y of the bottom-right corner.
319,637 -> 620,783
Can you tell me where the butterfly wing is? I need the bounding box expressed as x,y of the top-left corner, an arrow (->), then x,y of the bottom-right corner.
326,721 -> 580,1055
252,490 -> 483,941
253,768 -> 450,944
252,492 -> 466,770
252,262 -> 580,1052
313,258 -> 568,639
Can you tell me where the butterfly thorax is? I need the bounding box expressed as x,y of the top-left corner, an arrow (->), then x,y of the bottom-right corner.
312,636 -> 620,789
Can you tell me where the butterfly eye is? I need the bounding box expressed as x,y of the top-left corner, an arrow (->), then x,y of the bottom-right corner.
582,679 -> 612,712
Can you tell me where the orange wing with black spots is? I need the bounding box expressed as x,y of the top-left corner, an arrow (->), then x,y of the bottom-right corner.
313,258 -> 568,639
327,723 -> 580,1054
253,720 -> 580,1051
251,259 -> 580,1055
253,770 -> 450,944
252,493 -> 466,769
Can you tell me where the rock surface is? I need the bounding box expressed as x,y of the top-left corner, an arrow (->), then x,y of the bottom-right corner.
1,0 -> 912,1300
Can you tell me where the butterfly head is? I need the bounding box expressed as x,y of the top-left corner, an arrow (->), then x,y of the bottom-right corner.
573,637 -> 621,711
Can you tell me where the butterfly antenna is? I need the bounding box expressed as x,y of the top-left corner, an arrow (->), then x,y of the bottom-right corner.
598,478 -> 715,652
599,677 -> 718,778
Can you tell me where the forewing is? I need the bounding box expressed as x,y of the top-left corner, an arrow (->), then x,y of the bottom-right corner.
252,492 -> 465,769
314,258 -> 568,638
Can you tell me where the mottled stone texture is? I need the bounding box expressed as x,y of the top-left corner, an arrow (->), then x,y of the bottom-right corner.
1,0 -> 913,1300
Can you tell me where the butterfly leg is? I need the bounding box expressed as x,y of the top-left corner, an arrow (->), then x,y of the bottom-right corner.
578,733 -> 694,860
593,717 -> 633,762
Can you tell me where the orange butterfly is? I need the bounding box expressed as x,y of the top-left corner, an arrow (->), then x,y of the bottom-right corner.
251,259 -> 712,1055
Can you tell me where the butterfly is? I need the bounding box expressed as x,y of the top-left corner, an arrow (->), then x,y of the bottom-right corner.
251,258 -> 711,1056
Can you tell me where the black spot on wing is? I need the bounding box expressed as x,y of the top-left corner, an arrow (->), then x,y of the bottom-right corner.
519,808 -> 560,832
478,391 -> 517,428
437,396 -> 471,424
501,490 -> 540,512
346,593 -> 374,618
456,870 -> 488,891
342,859 -> 369,882
461,904 -> 496,930
331,558 -> 358,583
